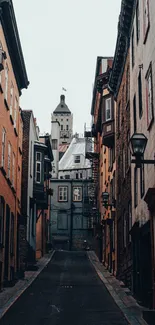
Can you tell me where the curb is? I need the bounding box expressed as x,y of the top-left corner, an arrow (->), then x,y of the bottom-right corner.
87,252 -> 148,325
0,250 -> 55,320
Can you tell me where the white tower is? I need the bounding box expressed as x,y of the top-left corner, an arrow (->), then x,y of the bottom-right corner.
51,94 -> 73,145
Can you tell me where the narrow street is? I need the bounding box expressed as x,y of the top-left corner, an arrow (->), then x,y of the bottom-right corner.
0,251 -> 128,325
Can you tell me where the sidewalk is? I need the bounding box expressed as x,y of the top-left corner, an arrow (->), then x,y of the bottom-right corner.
0,250 -> 55,320
87,251 -> 148,325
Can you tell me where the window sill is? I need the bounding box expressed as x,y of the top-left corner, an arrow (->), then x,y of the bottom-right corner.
4,98 -> 9,110
10,114 -> 14,125
14,127 -> 18,137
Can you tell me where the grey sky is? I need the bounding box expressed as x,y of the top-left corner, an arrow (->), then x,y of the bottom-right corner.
13,0 -> 121,135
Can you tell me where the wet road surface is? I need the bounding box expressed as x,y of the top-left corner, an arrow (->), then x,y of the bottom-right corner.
0,251 -> 128,325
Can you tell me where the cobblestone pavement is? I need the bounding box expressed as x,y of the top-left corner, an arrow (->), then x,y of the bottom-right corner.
87,251 -> 148,325
0,250 -> 129,325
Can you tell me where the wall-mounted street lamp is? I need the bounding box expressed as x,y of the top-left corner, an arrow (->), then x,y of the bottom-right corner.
129,133 -> 155,168
102,192 -> 116,209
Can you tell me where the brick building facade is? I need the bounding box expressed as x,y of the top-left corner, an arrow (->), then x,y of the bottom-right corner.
0,0 -> 29,287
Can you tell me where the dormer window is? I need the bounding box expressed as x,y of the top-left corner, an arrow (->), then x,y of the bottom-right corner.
74,155 -> 80,163
105,98 -> 111,121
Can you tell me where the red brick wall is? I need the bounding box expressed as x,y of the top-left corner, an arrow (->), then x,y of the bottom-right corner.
0,24 -> 23,285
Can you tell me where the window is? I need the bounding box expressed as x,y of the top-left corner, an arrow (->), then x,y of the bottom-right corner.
12,153 -> 15,186
1,128 -> 6,167
136,1 -> 140,42
10,213 -> 14,255
132,29 -> 135,67
66,125 -> 69,131
61,119 -> 63,121
74,155 -> 80,163
138,70 -> 143,118
65,175 -> 70,179
140,164 -> 145,197
80,173 -> 82,179
123,210 -> 127,248
8,142 -> 11,178
133,95 -> 137,132
58,187 -> 68,202
146,63 -> 153,128
73,215 -> 82,229
73,187 -> 82,202
76,173 -> 79,179
10,83 -> 14,116
52,139 -> 58,150
105,98 -> 111,121
144,0 -> 150,42
14,97 -> 17,129
36,152 -> 42,183
0,196 -> 4,245
134,167 -> 138,207
61,125 -> 63,131
4,64 -> 8,100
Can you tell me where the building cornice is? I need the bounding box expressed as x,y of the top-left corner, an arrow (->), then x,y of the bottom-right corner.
108,0 -> 136,98
0,0 -> 29,94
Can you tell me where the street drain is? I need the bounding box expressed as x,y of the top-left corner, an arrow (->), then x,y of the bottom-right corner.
61,285 -> 73,289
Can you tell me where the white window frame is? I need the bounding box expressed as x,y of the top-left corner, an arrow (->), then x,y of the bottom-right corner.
58,186 -> 68,202
73,187 -> 82,202
105,98 -> 111,121
36,161 -> 41,183
4,64 -> 9,101
36,151 -> 42,183
74,155 -> 81,163
8,142 -> 11,179
1,128 -> 6,167
10,83 -> 14,116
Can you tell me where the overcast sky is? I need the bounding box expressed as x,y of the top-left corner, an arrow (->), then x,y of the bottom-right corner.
13,0 -> 121,135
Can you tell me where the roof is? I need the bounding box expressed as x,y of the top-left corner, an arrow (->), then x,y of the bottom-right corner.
0,0 -> 29,94
59,137 -> 91,171
53,95 -> 71,114
108,0 -> 135,97
59,144 -> 69,153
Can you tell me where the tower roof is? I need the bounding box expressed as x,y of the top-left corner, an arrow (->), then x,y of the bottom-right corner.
53,95 -> 71,114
